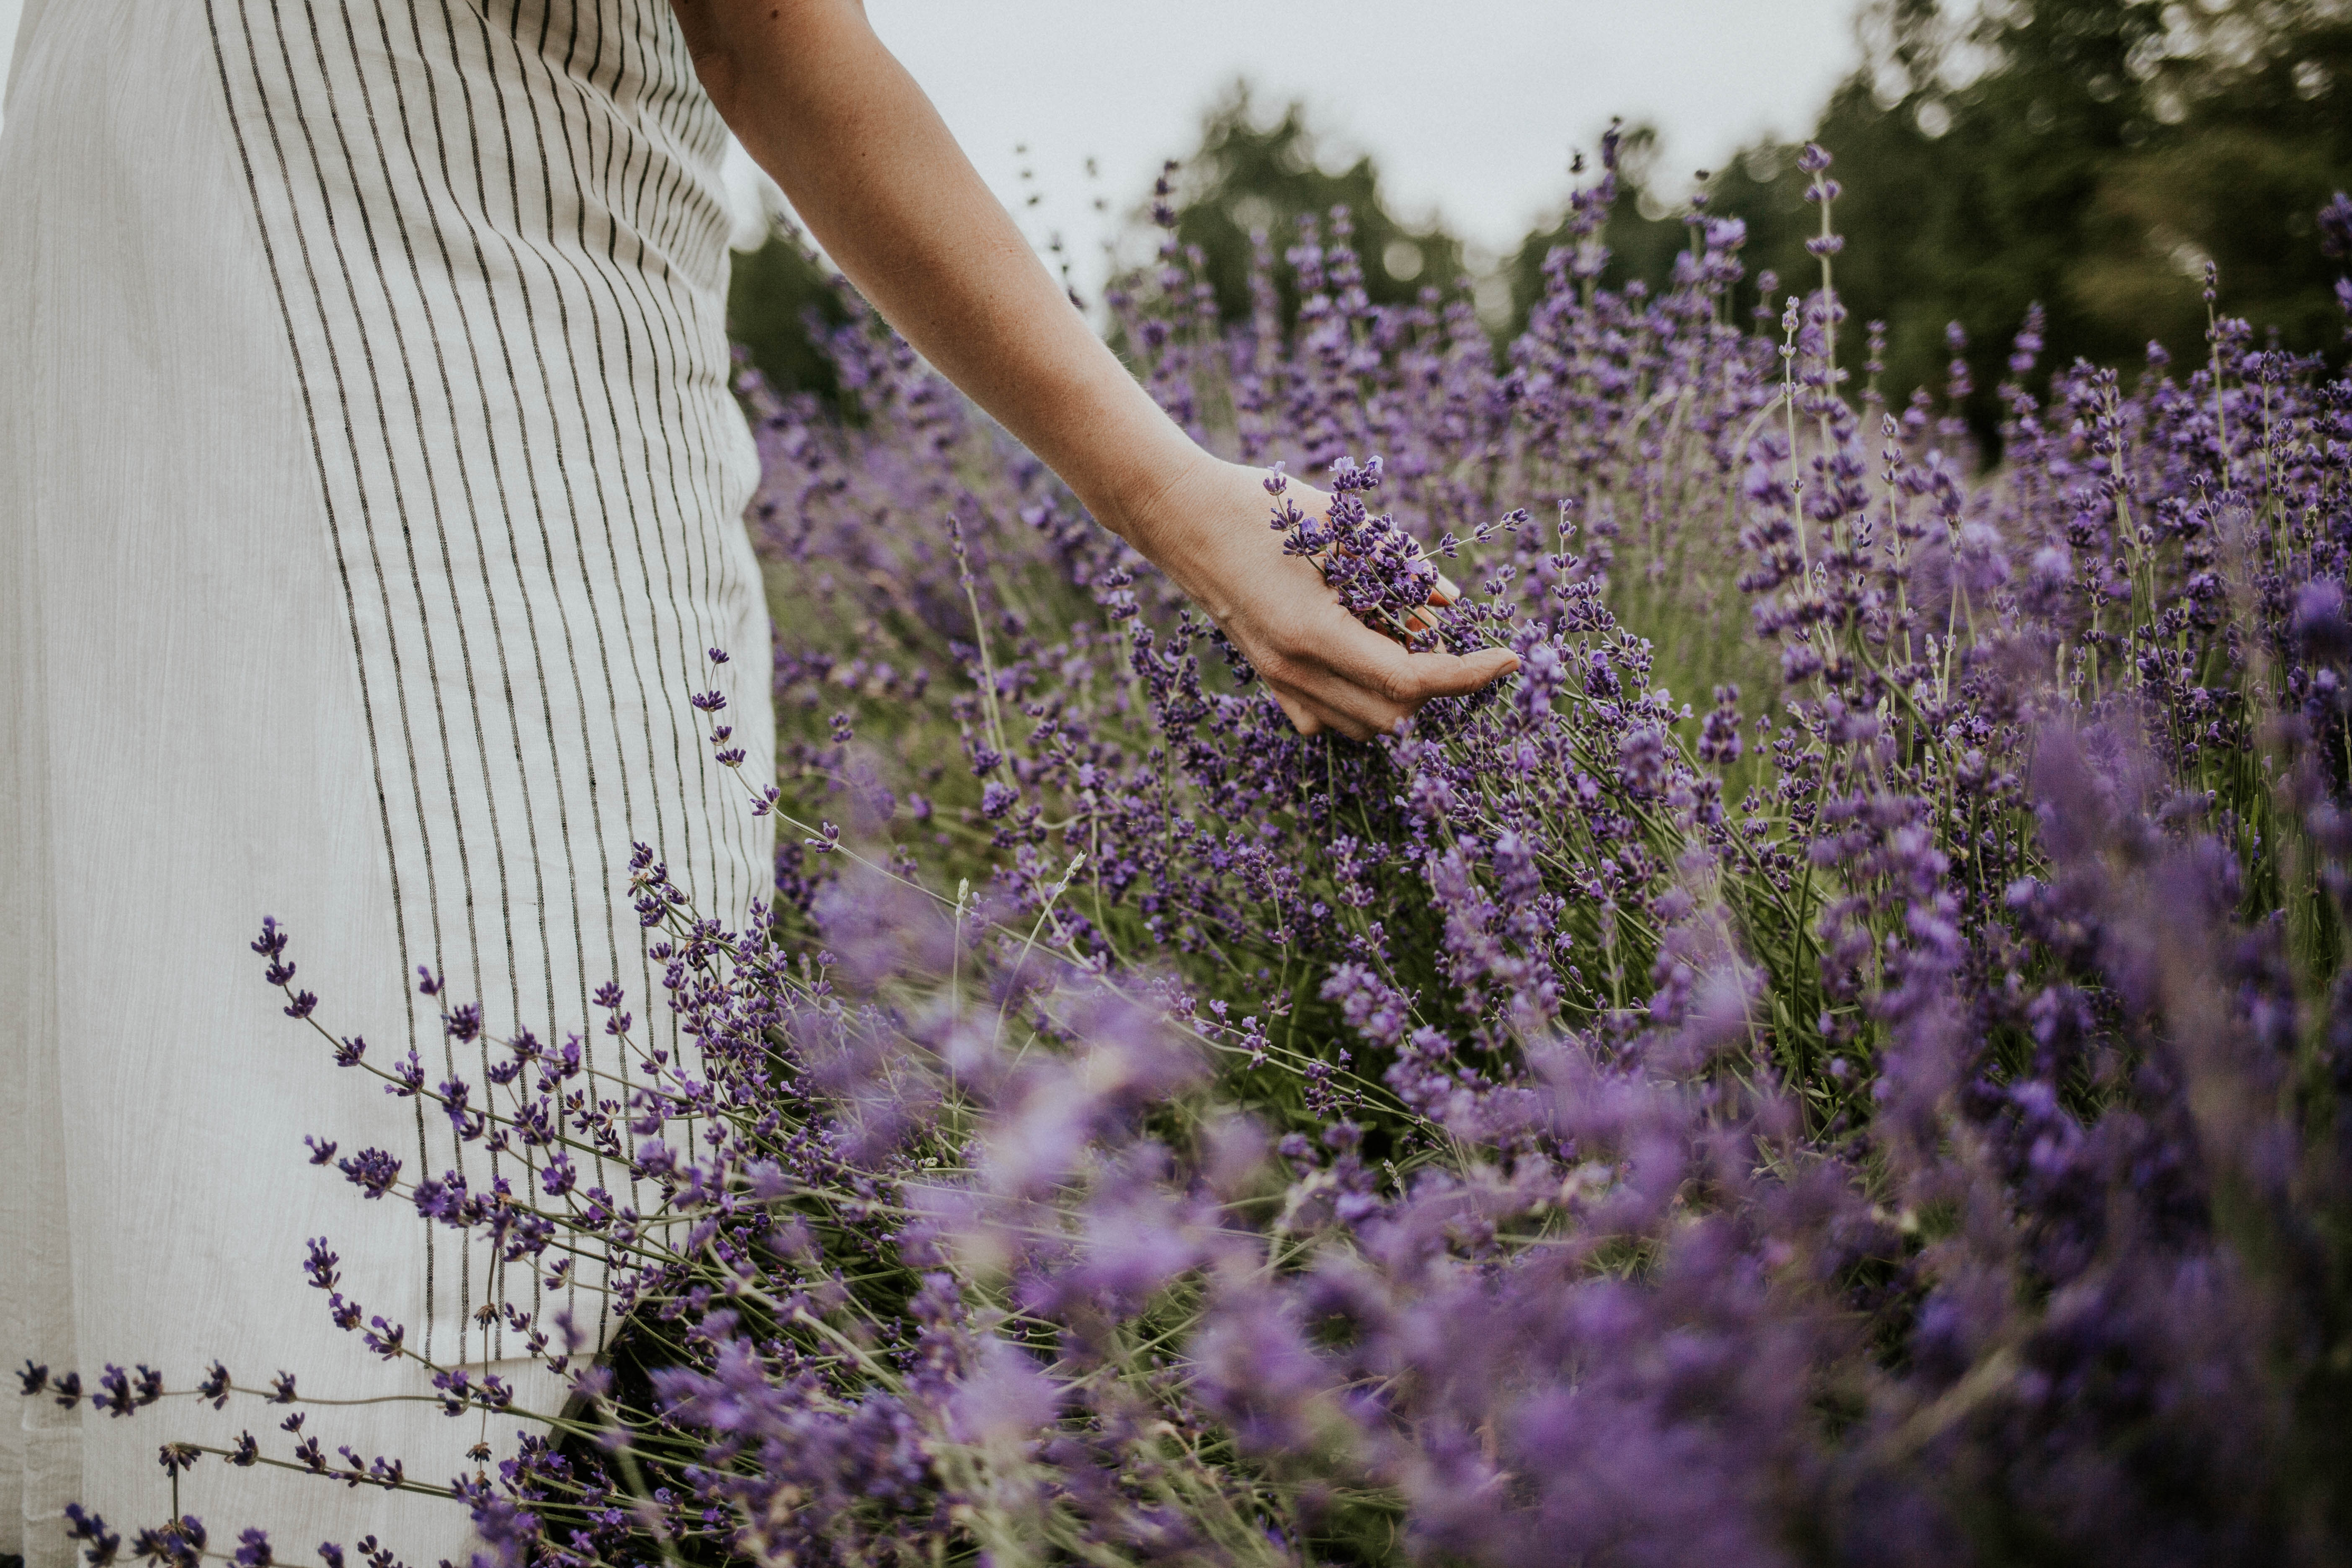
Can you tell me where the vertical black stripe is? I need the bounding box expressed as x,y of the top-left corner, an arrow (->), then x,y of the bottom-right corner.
265,0 -> 494,1359
332,0 -> 574,1358
421,0 -> 614,1334
516,0 -> 743,1015
615,10 -> 738,907
290,5 -> 511,1361
462,6 -> 639,1199
404,0 -> 570,1088
488,2 -> 654,1074
206,0 -> 441,1358
204,0 -> 773,1359
436,4 -> 606,1240
537,0 -> 683,1146
595,0 -> 720,910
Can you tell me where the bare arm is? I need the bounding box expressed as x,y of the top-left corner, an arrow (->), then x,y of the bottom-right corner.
670,0 -> 1516,737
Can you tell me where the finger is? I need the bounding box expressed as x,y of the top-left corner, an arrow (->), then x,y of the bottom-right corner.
1296,679 -> 1408,741
1405,645 -> 1522,699
1295,687 -> 1375,740
1321,616 -> 1520,709
1431,569 -> 1462,605
1324,645 -> 1517,737
1310,693 -> 1378,742
1265,664 -> 1380,740
1269,688 -> 1324,737
1402,595 -> 1442,635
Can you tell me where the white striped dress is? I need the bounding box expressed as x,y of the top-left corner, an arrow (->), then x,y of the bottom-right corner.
0,2 -> 773,1561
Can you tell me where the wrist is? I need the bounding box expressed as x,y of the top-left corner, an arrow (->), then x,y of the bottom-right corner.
1099,444 -> 1221,552
1069,411 -> 1214,545
1123,456 -> 1261,609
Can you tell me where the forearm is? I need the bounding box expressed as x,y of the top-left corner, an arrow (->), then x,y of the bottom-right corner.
671,0 -> 1209,549
670,0 -> 1518,739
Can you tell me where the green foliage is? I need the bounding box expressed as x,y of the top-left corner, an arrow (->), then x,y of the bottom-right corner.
1514,0 -> 2352,451
724,2 -> 2352,454
1165,82 -> 1466,329
727,226 -> 854,412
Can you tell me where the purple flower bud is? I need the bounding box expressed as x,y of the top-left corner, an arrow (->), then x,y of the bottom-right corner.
945,1337 -> 1060,1446
1617,725 -> 1669,796
2293,580 -> 2349,662
302,1238 -> 340,1290
2320,190 -> 2352,259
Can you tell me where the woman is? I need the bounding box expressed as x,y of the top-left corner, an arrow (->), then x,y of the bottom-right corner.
0,2 -> 1516,1561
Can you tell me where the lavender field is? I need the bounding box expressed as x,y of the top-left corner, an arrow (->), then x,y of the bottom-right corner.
46,143 -> 2352,1567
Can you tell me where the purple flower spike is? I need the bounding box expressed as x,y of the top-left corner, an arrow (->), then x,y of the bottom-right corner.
64,1503 -> 121,1568
250,918 -> 288,960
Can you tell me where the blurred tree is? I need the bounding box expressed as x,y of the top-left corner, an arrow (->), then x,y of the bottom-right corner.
1165,81 -> 1467,328
729,83 -> 1468,409
1514,0 -> 2352,449
2097,0 -> 2352,348
727,226 -> 854,411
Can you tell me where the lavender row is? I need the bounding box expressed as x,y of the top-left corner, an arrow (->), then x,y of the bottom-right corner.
30,150 -> 2352,1566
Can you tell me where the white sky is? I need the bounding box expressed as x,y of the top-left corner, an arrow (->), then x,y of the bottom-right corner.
867,0 -> 1864,291
4,0 -> 1865,290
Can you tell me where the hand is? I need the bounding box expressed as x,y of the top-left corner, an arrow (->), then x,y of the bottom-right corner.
1117,456 -> 1521,740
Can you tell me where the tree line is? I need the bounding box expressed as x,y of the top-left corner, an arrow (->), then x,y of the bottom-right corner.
731,0 -> 2352,451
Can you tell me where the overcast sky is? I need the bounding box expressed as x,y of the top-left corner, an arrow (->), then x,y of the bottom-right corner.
866,0 -> 1864,290
4,0 -> 1866,290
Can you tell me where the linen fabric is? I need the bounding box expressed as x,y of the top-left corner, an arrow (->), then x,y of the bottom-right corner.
0,1 -> 774,1561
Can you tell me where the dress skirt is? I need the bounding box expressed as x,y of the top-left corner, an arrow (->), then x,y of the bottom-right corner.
0,2 -> 774,1562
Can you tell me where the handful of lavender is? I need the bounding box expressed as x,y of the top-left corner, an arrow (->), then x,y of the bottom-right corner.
1266,456 -> 1467,652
